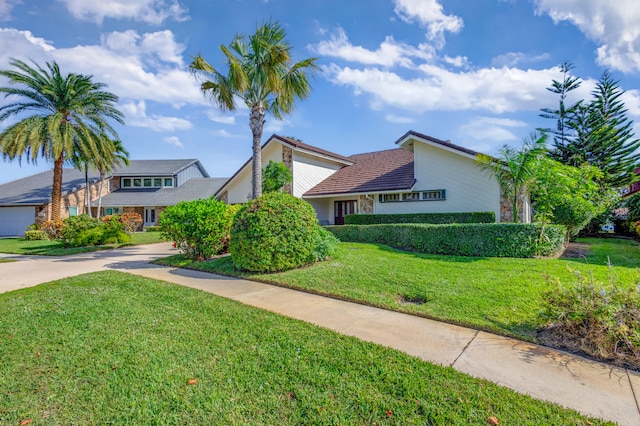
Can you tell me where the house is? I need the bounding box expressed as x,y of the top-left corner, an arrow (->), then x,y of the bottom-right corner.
0,159 -> 226,236
217,131 -> 529,224
0,168 -> 105,236
92,159 -> 227,228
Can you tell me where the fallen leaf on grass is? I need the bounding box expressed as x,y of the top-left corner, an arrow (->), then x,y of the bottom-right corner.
20,419 -> 32,426
187,379 -> 198,385
488,416 -> 499,425
386,410 -> 393,417
35,353 -> 40,357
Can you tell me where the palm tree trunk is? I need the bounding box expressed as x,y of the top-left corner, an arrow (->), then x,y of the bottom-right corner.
97,170 -> 105,218
51,156 -> 64,221
84,165 -> 92,218
249,104 -> 266,199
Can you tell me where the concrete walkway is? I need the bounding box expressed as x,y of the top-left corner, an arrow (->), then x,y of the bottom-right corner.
2,243 -> 639,425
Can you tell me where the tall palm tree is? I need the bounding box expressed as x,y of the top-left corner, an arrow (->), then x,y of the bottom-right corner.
95,139 -> 129,218
70,138 -> 129,218
190,21 -> 318,199
0,59 -> 124,220
477,132 -> 547,223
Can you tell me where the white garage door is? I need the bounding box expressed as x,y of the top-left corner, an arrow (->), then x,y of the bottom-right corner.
0,206 -> 35,236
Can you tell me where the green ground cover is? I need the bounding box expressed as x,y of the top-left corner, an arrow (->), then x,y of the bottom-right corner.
155,238 -> 640,341
0,232 -> 165,256
0,271 -> 605,425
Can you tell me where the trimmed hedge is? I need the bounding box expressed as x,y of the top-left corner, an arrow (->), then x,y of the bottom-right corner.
345,212 -> 495,225
326,223 -> 566,258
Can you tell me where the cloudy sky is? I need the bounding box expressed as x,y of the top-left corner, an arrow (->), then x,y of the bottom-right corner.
1,0 -> 640,184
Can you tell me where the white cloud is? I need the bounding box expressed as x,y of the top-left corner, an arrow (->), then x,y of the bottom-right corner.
213,129 -> 243,139
460,116 -> 527,141
385,114 -> 414,123
206,109 -> 236,125
264,118 -> 292,134
121,100 -> 192,131
534,0 -> 640,72
326,63 -> 570,114
0,0 -> 20,21
58,0 -> 188,25
443,55 -> 469,68
163,136 -> 183,148
491,52 -> 550,68
102,29 -> 184,66
309,27 -> 434,67
393,0 -> 463,49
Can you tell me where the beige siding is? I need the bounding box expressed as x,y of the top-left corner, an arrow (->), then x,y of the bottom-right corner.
292,152 -> 342,197
375,142 -> 501,220
225,142 -> 283,204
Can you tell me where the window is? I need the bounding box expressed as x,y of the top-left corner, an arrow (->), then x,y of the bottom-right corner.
422,190 -> 446,200
104,207 -> 123,215
121,177 -> 174,188
68,206 -> 78,216
379,190 -> 446,203
403,192 -> 421,201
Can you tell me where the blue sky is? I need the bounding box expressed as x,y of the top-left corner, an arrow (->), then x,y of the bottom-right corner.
1,0 -> 640,184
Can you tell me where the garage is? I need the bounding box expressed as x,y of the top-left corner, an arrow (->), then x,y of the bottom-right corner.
0,206 -> 35,237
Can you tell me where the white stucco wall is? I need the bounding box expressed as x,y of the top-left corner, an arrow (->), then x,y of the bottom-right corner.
374,142 -> 502,221
292,152 -> 343,197
306,198 -> 333,225
224,142 -> 283,204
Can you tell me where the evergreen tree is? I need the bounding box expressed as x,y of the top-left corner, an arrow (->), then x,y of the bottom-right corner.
542,67 -> 640,188
540,62 -> 582,162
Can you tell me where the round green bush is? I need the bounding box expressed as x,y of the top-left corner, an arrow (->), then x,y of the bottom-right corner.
159,198 -> 235,261
230,192 -> 332,272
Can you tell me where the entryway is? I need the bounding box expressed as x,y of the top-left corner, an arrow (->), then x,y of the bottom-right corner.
144,207 -> 156,227
334,200 -> 357,225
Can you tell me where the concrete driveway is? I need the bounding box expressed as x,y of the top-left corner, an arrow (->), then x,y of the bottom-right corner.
0,242 -> 176,294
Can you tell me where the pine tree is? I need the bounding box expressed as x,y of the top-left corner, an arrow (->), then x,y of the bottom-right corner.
540,62 -> 582,162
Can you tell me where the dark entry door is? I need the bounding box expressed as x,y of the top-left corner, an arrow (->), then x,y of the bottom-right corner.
334,200 -> 357,225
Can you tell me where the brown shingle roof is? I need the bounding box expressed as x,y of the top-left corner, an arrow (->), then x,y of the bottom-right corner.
304,148 -> 414,197
272,135 -> 353,164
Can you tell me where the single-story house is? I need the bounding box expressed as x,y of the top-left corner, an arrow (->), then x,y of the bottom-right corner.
0,159 -> 227,236
217,131 -> 530,224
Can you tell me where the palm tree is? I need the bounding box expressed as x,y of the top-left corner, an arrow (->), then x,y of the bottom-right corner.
95,139 -> 129,218
70,138 -> 129,218
190,21 -> 318,199
477,132 -> 547,223
0,59 -> 124,220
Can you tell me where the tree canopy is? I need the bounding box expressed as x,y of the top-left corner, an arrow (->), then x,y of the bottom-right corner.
190,21 -> 318,199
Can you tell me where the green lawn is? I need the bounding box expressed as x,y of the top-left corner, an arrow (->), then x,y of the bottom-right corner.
0,271 -> 606,425
0,232 -> 166,256
154,237 -> 640,342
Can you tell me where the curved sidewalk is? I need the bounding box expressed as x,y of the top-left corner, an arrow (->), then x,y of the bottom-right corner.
2,245 -> 639,425
127,265 -> 640,426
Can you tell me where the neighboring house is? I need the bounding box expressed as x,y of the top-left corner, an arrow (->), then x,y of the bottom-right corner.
621,167 -> 640,198
0,169 -> 105,236
92,159 -> 227,228
0,159 -> 227,236
217,131 -> 527,225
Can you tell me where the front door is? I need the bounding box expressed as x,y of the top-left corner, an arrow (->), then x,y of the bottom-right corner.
334,200 -> 357,225
144,207 -> 156,227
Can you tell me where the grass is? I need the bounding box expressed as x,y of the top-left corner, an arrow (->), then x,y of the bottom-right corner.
0,271 -> 606,425
0,232 -> 166,256
154,237 -> 640,342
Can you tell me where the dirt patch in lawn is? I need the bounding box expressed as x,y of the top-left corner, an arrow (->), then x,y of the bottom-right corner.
560,242 -> 591,259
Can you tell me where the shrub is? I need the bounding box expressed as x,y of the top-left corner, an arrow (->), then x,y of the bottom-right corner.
41,219 -> 65,240
540,268 -> 640,368
119,212 -> 143,233
230,192 -> 334,272
326,223 -> 566,258
60,215 -> 104,247
23,230 -> 49,241
345,212 -> 495,225
145,225 -> 162,232
159,198 -> 234,261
